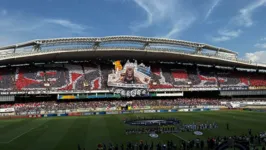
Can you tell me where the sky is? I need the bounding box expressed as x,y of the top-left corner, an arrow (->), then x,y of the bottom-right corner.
1,0 -> 266,62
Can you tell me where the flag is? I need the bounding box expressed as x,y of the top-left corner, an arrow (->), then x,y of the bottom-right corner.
113,60 -> 122,72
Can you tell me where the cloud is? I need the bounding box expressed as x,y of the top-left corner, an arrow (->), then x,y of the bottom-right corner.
254,43 -> 266,49
234,0 -> 266,27
44,19 -> 87,31
0,12 -> 89,46
211,36 -> 230,42
254,37 -> 266,49
204,0 -> 222,20
131,0 -> 196,38
211,29 -> 242,42
211,0 -> 266,42
218,29 -> 242,37
245,36 -> 266,63
245,51 -> 266,63
164,18 -> 196,38
260,37 -> 266,41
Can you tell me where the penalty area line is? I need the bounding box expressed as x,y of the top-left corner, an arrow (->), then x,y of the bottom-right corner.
171,133 -> 188,142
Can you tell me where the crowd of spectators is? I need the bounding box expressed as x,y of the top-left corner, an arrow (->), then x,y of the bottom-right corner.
2,98 -> 266,116
0,98 -> 222,115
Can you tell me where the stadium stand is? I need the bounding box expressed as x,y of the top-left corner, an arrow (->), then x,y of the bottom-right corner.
217,69 -> 249,87
249,72 -> 266,86
0,68 -> 15,91
1,62 -> 266,91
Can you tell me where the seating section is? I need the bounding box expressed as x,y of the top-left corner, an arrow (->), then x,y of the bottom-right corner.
0,62 -> 266,91
217,70 -> 249,87
196,67 -> 218,87
81,63 -> 102,90
0,68 -> 15,91
171,68 -> 190,87
150,65 -> 218,88
149,66 -> 174,89
249,73 -> 266,86
15,66 -> 46,90
43,64 -> 69,90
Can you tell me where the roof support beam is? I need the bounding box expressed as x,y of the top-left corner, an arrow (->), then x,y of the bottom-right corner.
143,42 -> 150,50
0,36 -> 237,55
33,44 -> 41,52
93,42 -> 100,50
196,47 -> 202,54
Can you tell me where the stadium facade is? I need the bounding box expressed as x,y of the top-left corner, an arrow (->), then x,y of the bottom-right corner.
0,36 -> 266,102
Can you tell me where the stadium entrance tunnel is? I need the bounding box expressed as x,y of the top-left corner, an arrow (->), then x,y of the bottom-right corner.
124,119 -> 180,126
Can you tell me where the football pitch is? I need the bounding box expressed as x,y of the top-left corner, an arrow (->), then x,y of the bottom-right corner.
0,111 -> 265,150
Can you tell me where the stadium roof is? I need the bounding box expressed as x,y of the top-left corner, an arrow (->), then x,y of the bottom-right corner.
0,48 -> 265,69
0,36 -> 237,54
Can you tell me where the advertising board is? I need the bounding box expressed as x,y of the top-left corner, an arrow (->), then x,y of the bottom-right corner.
143,110 -> 156,113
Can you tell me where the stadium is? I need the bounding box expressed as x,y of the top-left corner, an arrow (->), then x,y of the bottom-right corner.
0,36 -> 266,150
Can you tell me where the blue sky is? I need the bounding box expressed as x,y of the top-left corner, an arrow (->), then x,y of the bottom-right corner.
1,0 -> 266,62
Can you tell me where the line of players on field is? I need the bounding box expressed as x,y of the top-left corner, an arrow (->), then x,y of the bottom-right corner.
125,121 -> 218,135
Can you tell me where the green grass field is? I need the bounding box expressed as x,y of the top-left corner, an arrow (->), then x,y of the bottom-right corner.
0,111 -> 265,150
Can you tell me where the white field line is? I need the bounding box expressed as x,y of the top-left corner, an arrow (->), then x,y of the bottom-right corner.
171,133 -> 188,142
0,123 -> 47,144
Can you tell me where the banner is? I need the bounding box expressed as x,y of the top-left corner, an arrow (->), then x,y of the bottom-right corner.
0,95 -> 15,102
156,92 -> 183,97
58,95 -> 78,100
28,115 -> 42,118
83,112 -> 95,115
0,108 -> 15,113
68,112 -> 81,116
107,60 -> 151,89
47,114 -> 57,117
193,108 -> 201,112
121,111 -> 132,114
143,110 -> 156,113
0,116 -> 10,119
106,111 -> 119,114
112,88 -> 149,97
220,86 -> 248,91
133,110 -> 141,113
57,114 -> 68,117
188,87 -> 218,91
149,88 -> 183,92
133,106 -> 151,110
151,106 -> 173,110
249,86 -> 266,90
168,109 -> 177,112
149,87 -> 218,92
0,90 -> 110,95
158,110 -> 168,113
97,112 -> 106,115
10,115 -> 28,119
